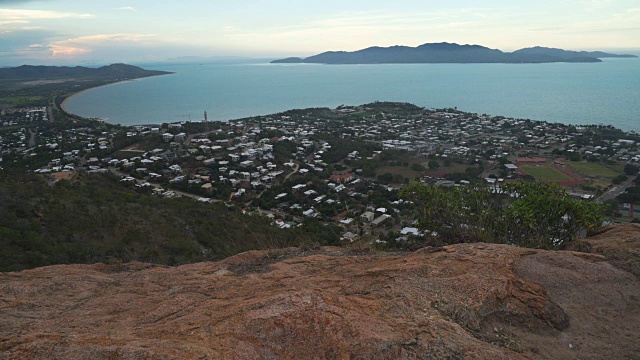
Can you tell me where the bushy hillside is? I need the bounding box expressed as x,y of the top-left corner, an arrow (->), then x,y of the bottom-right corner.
0,64 -> 170,80
0,170 -> 336,272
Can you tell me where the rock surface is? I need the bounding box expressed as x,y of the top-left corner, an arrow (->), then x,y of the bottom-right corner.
585,223 -> 640,277
1,226 -> 640,359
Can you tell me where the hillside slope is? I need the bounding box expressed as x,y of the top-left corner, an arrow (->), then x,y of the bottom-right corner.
0,171 -> 329,272
2,225 -> 639,359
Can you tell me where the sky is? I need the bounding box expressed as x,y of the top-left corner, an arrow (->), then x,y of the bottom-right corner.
1,0 -> 640,65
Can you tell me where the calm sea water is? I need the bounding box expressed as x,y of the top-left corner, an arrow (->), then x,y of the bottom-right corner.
65,59 -> 640,131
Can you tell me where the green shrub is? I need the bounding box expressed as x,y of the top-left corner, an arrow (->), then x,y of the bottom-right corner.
400,181 -> 604,249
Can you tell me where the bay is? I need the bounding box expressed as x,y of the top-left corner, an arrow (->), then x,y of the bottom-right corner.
65,59 -> 640,131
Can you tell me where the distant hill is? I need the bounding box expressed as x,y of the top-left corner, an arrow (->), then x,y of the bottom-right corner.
0,63 -> 172,80
512,46 -> 637,59
272,42 -> 638,64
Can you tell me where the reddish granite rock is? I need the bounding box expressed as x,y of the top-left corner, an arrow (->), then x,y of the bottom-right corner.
1,228 -> 639,359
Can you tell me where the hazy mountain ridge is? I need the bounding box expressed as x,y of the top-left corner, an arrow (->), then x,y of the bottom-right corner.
512,46 -> 638,59
272,42 -> 638,64
0,63 -> 172,80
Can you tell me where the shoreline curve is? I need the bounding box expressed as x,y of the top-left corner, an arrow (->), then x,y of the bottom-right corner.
59,72 -> 173,121
60,79 -> 139,118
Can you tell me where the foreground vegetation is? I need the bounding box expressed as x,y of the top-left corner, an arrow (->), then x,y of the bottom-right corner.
0,170 -> 340,272
400,181 -> 604,250
1,167 -> 602,272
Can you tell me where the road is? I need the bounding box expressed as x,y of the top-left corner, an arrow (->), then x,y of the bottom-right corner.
184,125 -> 249,146
283,161 -> 300,181
47,105 -> 55,123
253,160 -> 300,202
597,178 -> 636,203
108,167 -> 220,202
27,129 -> 37,147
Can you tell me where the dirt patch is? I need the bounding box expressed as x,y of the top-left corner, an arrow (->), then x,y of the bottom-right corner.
47,171 -> 78,184
21,79 -> 74,86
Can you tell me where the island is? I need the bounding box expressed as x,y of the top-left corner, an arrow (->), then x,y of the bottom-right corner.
272,42 -> 638,64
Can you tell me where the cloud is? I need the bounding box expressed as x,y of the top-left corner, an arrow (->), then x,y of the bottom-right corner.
0,0 -> 47,3
587,0 -> 615,10
0,8 -> 93,21
218,3 -> 640,54
1,30 -> 199,65
116,6 -> 136,12
220,8 -> 513,52
0,19 -> 29,26
529,26 -> 570,32
0,28 -> 57,52
0,7 -> 95,57
48,33 -> 157,57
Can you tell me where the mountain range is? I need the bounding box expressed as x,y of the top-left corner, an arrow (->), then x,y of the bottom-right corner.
272,43 -> 638,64
0,63 -> 172,80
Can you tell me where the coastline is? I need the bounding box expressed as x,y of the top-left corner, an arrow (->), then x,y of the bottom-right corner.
59,72 -> 173,119
55,62 -> 639,131
60,79 -> 138,116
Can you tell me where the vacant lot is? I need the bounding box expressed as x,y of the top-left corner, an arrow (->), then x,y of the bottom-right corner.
521,165 -> 574,182
435,163 -> 470,174
568,161 -> 621,178
376,166 -> 421,179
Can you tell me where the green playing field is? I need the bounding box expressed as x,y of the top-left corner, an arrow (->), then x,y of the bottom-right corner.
521,165 -> 573,181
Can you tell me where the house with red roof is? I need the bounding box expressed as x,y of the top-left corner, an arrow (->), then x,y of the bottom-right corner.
329,173 -> 355,183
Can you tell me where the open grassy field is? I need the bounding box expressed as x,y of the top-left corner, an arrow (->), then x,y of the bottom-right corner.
0,95 -> 47,108
521,165 -> 573,182
376,166 -> 422,179
568,161 -> 621,178
377,157 -> 472,179
419,162 -> 469,173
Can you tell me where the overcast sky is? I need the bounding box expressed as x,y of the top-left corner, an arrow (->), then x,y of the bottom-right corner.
1,0 -> 639,65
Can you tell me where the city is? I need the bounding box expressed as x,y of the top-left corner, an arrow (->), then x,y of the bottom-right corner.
3,102 -> 640,247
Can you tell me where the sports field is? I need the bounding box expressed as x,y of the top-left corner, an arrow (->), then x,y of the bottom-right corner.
568,161 -> 621,178
520,165 -> 574,182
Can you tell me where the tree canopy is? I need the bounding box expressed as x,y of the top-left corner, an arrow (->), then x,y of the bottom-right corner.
400,181 -> 604,249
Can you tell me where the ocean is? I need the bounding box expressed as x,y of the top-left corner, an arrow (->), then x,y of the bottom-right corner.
64,59 -> 640,131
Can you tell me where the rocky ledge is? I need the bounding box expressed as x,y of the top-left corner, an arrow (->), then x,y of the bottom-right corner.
1,225 -> 639,359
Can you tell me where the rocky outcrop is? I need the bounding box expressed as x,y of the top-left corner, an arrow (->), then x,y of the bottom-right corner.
585,223 -> 640,277
2,228 -> 639,359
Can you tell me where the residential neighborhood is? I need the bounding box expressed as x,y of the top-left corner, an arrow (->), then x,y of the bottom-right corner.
2,102 -> 640,244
